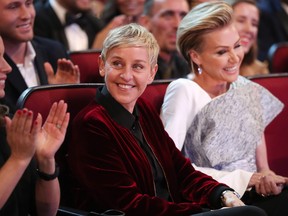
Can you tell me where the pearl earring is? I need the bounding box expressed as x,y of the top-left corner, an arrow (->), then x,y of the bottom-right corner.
198,67 -> 202,75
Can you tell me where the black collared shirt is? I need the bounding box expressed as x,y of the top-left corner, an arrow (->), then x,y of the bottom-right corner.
96,86 -> 170,201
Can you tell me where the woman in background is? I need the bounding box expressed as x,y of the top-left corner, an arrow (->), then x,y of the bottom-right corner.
228,0 -> 269,76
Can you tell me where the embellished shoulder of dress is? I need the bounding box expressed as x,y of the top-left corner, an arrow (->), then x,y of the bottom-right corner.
230,75 -> 253,89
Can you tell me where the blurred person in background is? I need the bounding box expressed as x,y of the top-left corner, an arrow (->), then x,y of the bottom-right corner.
226,0 -> 269,76
92,0 -> 147,49
140,0 -> 191,79
34,0 -> 104,51
0,0 -> 80,114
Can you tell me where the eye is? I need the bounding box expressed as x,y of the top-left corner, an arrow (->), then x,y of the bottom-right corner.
26,0 -> 33,6
161,11 -> 174,19
133,64 -> 144,71
111,60 -> 123,69
234,43 -> 241,49
217,49 -> 227,55
7,3 -> 18,9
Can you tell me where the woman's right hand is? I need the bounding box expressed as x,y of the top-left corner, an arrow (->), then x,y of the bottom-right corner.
5,109 -> 42,163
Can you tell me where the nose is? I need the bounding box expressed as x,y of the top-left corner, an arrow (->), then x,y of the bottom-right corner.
172,14 -> 182,27
19,5 -> 32,19
229,50 -> 240,64
120,67 -> 133,80
242,21 -> 254,33
0,58 -> 12,75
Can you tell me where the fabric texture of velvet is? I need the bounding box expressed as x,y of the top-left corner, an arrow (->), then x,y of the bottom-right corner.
68,88 -> 231,216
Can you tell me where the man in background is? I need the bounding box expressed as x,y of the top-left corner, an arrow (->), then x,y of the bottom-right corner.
0,0 -> 79,113
34,0 -> 104,51
140,0 -> 191,79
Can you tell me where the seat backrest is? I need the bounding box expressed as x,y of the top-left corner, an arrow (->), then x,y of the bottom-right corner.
141,79 -> 173,114
268,42 -> 288,73
69,49 -> 104,83
16,83 -> 104,207
249,73 -> 288,176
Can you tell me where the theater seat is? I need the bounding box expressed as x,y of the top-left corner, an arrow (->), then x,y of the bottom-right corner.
249,73 -> 288,177
15,79 -> 173,210
69,49 -> 103,83
267,42 -> 288,73
16,83 -> 104,209
141,79 -> 174,114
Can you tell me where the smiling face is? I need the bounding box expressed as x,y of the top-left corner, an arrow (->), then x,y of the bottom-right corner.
0,36 -> 12,98
233,2 -> 259,54
99,46 -> 157,113
0,0 -> 35,44
190,23 -> 244,85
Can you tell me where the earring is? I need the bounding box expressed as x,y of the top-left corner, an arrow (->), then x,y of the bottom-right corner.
197,66 -> 202,75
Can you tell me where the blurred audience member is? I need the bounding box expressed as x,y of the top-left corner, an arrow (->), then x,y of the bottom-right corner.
257,0 -> 288,61
92,0 -> 147,49
91,0 -> 106,18
141,0 -> 190,79
227,0 -> 269,76
34,0 -> 104,51
0,0 -> 80,114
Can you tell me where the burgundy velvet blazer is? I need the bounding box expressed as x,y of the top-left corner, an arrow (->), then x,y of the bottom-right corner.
68,97 -> 227,215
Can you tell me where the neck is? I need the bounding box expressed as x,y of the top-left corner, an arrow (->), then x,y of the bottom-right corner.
159,50 -> 173,63
193,75 -> 229,98
3,39 -> 27,64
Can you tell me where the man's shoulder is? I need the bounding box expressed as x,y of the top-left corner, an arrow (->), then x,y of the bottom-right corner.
32,36 -> 66,49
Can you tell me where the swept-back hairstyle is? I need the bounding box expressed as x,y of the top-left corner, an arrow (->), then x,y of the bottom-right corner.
177,1 -> 233,72
101,23 -> 159,67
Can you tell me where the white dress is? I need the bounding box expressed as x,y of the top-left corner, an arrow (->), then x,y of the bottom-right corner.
160,76 -> 283,196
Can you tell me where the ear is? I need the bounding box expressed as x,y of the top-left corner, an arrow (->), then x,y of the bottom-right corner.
98,55 -> 105,77
189,50 -> 201,66
147,64 -> 158,84
138,15 -> 151,31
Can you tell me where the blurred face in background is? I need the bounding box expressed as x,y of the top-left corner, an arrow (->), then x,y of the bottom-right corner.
58,0 -> 92,13
147,0 -> 189,55
0,0 -> 35,43
117,0 -> 146,17
232,2 -> 259,54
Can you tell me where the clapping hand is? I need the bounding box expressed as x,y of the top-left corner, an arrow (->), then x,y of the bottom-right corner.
45,58 -> 80,84
35,100 -> 70,163
5,109 -> 41,163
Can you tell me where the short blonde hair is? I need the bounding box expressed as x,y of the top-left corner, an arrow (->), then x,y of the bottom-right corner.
177,1 -> 233,72
101,23 -> 159,67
